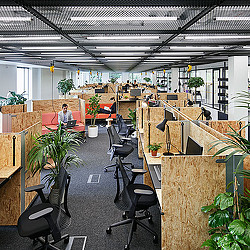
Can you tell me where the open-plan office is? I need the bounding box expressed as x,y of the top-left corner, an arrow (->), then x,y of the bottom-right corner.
0,1 -> 250,250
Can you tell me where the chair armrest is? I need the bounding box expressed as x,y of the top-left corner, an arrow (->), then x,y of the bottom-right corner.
127,124 -> 133,127
25,184 -> 46,203
29,207 -> 53,220
25,184 -> 45,192
121,137 -> 131,141
134,189 -> 153,195
112,144 -> 123,148
131,169 -> 147,174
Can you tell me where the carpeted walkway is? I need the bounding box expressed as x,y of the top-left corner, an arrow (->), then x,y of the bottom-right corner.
0,124 -> 161,250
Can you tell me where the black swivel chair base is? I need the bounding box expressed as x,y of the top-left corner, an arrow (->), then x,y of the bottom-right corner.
33,234 -> 69,250
106,214 -> 158,250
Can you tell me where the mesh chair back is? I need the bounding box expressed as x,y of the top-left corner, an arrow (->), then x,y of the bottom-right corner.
116,114 -> 127,134
110,125 -> 122,144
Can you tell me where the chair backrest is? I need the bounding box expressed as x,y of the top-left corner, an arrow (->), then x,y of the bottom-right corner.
110,125 -> 122,145
116,114 -> 127,133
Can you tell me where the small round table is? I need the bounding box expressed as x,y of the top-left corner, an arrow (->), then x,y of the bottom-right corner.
106,118 -> 113,127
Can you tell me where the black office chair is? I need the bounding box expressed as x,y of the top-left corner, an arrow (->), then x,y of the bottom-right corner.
116,114 -> 135,138
104,125 -> 134,175
17,167 -> 71,250
106,157 -> 158,249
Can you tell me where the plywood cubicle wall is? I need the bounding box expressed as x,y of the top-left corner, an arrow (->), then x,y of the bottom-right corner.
81,93 -> 116,103
179,107 -> 202,120
33,99 -> 80,113
1,104 -> 27,114
0,122 -> 41,225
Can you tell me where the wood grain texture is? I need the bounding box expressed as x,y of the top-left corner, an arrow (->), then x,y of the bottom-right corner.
0,171 -> 21,225
0,133 -> 21,167
179,107 -> 202,120
158,92 -> 190,101
11,111 -> 42,133
118,100 -> 136,119
161,155 -> 226,250
143,155 -> 154,189
81,93 -> 116,103
33,99 -> 80,113
1,104 -> 27,114
79,99 -> 85,124
147,107 -> 165,123
23,122 -> 42,209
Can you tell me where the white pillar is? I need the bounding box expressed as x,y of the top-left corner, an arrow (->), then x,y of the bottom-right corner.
152,73 -> 157,85
102,73 -> 109,83
32,68 -> 41,100
122,72 -> 130,83
228,56 -> 248,122
171,68 -> 179,93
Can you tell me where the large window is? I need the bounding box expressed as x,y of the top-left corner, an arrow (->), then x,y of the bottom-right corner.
17,67 -> 32,99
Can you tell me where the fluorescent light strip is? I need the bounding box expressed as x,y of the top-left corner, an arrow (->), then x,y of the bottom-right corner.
0,17 -> 32,22
0,36 -> 61,41
169,46 -> 224,50
5,57 -> 41,59
153,57 -> 190,59
185,36 -> 250,40
95,46 -> 150,50
68,63 -> 102,65
22,46 -> 78,50
106,60 -> 140,62
87,36 -> 159,40
64,60 -> 97,62
103,57 -> 141,59
215,17 -> 250,21
71,17 -> 177,21
159,52 -> 203,55
101,52 -> 145,55
142,62 -> 173,64
41,52 -> 85,55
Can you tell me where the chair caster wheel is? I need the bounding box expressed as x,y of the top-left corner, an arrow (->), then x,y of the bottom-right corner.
122,212 -> 127,219
104,168 -> 107,172
153,235 -> 158,244
64,236 -> 69,244
148,216 -> 153,224
106,227 -> 112,234
124,245 -> 129,250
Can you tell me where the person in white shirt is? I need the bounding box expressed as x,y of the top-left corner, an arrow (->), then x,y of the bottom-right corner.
58,104 -> 73,126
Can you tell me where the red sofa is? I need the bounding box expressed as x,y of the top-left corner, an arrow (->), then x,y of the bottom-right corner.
42,111 -> 85,135
85,103 -> 116,119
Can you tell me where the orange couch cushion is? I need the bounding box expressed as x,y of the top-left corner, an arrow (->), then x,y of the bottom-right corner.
42,113 -> 58,126
85,103 -> 116,119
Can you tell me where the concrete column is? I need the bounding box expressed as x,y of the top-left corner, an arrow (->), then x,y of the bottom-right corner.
0,65 -> 17,97
228,56 -> 248,122
171,68 -> 179,93
32,68 -> 41,100
122,72 -> 130,83
152,73 -> 157,85
102,72 -> 109,83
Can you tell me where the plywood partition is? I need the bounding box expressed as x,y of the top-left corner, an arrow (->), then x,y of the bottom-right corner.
143,121 -> 182,154
147,107 -> 165,123
1,104 -> 27,114
158,92 -> 191,101
24,122 -> 42,209
161,155 -> 226,250
79,98 -> 85,124
11,111 -> 42,133
179,107 -> 202,120
81,93 -> 116,103
33,99 -> 80,113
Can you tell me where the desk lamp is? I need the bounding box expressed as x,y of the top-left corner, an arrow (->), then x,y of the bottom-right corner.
186,99 -> 193,107
196,107 -> 212,120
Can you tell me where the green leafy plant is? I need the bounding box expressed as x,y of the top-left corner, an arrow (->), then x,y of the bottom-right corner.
57,78 -> 75,95
110,77 -> 118,84
0,91 -> 27,106
28,123 -> 83,188
87,94 -> 101,126
128,108 -> 136,129
201,186 -> 250,249
147,143 -> 162,152
143,77 -> 151,83
187,77 -> 205,89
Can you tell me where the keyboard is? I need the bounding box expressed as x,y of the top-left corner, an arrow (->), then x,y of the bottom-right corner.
154,165 -> 161,182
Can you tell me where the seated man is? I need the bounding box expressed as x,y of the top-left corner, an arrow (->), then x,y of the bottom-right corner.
58,103 -> 74,126
98,97 -> 116,117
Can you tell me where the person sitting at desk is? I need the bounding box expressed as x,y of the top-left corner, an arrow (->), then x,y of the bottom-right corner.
98,97 -> 116,117
58,103 -> 74,126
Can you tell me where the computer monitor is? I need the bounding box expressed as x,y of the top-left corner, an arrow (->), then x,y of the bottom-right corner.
165,109 -> 175,121
130,88 -> 142,97
185,136 -> 203,155
167,94 -> 178,100
95,88 -> 105,93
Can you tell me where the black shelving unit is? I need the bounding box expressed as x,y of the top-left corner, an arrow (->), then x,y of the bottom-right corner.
218,73 -> 228,114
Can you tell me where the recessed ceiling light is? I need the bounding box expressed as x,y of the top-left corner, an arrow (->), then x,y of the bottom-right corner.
71,17 -> 177,21
0,17 -> 32,22
41,52 -> 85,55
215,17 -> 250,21
185,35 -> 250,40
87,36 -> 159,40
0,36 -> 61,41
95,46 -> 150,51
169,46 -> 224,50
153,57 -> 190,59
22,46 -> 78,50
64,60 -> 97,62
103,57 -> 141,59
159,52 -> 203,56
101,52 -> 145,55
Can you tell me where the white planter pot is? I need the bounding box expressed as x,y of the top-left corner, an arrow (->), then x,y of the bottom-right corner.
88,125 -> 98,138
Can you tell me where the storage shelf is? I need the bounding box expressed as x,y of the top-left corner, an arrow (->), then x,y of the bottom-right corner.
218,78 -> 228,81
218,85 -> 228,89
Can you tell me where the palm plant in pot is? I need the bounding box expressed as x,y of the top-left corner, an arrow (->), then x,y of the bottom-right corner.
87,94 -> 101,138
147,143 -> 162,157
28,123 -> 83,204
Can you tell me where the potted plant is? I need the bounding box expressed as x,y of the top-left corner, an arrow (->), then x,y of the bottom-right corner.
57,78 -> 75,98
143,77 -> 151,83
0,91 -> 27,106
87,94 -> 101,138
110,77 -> 118,84
27,123 -> 83,203
187,77 -> 205,103
147,143 -> 162,156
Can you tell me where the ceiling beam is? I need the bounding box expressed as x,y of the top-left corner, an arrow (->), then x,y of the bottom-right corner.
13,0 -> 114,71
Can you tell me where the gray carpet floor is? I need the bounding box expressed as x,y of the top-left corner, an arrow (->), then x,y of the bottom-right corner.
0,123 -> 161,250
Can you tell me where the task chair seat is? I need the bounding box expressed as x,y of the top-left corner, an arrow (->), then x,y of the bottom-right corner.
115,144 -> 134,158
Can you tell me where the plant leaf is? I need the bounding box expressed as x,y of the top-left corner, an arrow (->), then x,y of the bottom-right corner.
209,210 -> 230,228
228,219 -> 247,236
244,208 -> 250,220
211,233 -> 223,242
202,204 -> 216,213
201,239 -> 217,249
217,234 -> 234,247
242,225 -> 250,246
230,242 -> 242,250
220,193 -> 234,210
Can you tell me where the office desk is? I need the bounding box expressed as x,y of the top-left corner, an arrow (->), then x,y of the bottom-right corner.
0,165 -> 21,187
118,99 -> 136,119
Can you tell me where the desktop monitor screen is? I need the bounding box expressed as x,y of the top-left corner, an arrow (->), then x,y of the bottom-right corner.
165,109 -> 175,121
130,88 -> 142,97
186,136 -> 203,155
167,94 -> 178,100
95,88 -> 105,93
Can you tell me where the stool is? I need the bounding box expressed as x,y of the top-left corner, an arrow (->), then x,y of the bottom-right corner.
106,118 -> 113,127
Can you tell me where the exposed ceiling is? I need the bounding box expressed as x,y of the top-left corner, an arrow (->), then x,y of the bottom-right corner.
0,0 -> 249,72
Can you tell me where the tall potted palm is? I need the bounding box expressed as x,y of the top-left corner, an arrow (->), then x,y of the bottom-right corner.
87,94 -> 101,138
28,123 -> 83,202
